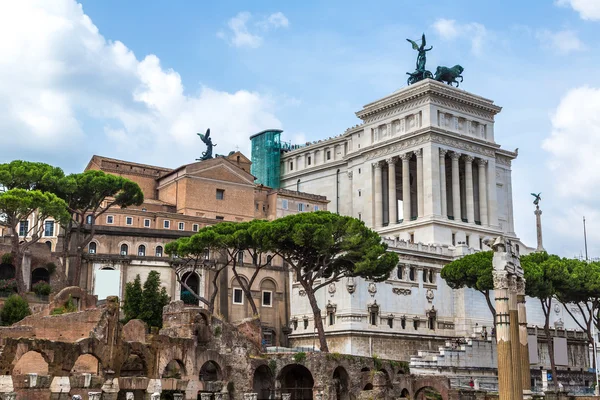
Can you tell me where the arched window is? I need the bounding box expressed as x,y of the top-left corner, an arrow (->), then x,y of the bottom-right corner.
120,244 -> 128,256
138,245 -> 146,256
89,242 -> 97,254
45,241 -> 52,251
155,246 -> 163,257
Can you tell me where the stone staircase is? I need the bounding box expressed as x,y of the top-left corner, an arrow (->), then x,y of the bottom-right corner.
409,337 -> 498,372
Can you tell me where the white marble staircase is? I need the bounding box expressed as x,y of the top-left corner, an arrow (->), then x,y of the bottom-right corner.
410,337 -> 498,372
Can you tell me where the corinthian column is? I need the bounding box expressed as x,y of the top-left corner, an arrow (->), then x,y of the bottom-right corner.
517,278 -> 532,396
450,152 -> 461,221
415,149 -> 423,218
439,149 -> 448,218
464,155 -> 475,223
508,276 -> 524,400
494,270 -> 514,400
387,157 -> 398,224
400,153 -> 412,222
477,159 -> 489,226
373,161 -> 383,228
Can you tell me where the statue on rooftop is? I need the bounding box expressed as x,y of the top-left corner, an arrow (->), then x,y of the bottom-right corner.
434,65 -> 464,87
531,192 -> 542,206
197,129 -> 216,161
406,34 -> 433,85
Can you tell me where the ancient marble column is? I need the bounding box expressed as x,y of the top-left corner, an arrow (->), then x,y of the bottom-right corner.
535,206 -> 545,252
477,159 -> 489,226
416,149 -> 424,218
439,149 -> 448,218
494,270 -> 514,400
517,278 -> 532,396
400,153 -> 412,222
387,157 -> 398,224
451,152 -> 461,221
464,155 -> 475,223
508,276 -> 524,400
373,161 -> 383,228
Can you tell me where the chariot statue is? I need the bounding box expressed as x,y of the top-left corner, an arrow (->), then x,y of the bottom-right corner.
406,34 -> 433,85
197,129 -> 216,161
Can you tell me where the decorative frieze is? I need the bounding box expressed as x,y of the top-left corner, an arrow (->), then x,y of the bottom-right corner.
392,288 -> 412,296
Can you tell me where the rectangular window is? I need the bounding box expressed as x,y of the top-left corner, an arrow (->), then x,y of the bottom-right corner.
307,156 -> 311,166
466,235 -> 470,246
326,151 -> 331,160
216,189 -> 225,200
388,317 -> 394,328
164,220 -> 170,229
314,205 -> 319,211
143,219 -> 151,227
298,203 -> 304,212
401,318 -> 406,329
19,220 -> 29,237
452,233 -> 456,246
290,162 -> 294,171
233,288 -> 244,304
44,221 -> 54,237
107,215 -> 114,224
282,199 -> 288,209
126,216 -> 133,225
329,312 -> 335,326
178,222 -> 185,231
410,233 -> 415,243
409,267 -> 415,281
216,216 -> 224,220
193,224 -> 199,232
262,291 -> 272,307
358,168 -> 361,174
370,312 -> 378,326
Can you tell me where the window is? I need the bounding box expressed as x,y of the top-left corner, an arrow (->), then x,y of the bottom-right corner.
410,233 -> 415,243
193,224 -> 199,232
326,151 -> 331,160
45,241 -> 52,251
413,319 -> 419,330
126,216 -> 133,225
144,219 -> 151,228
216,189 -> 225,200
88,242 -> 97,254
452,233 -> 456,246
155,246 -> 163,257
107,215 -> 114,224
307,156 -> 311,166
466,235 -> 470,247
298,203 -> 304,212
401,317 -> 406,329
429,270 -> 434,283
142,208 -> 147,212
370,310 -> 378,325
314,205 -> 319,211
216,216 -> 224,220
44,221 -> 54,237
178,222 -> 185,231
120,244 -> 128,255
238,251 -> 244,264
329,311 -> 335,326
267,255 -> 272,265
397,265 -> 404,280
138,245 -> 146,256
233,288 -> 243,304
204,249 -> 210,260
252,253 -> 258,265
86,215 -> 93,224
262,291 -> 272,307
18,220 -> 28,237
388,316 -> 394,328
164,220 -> 170,229
290,162 -> 294,171
303,317 -> 309,330
282,199 -> 288,209
409,267 -> 415,281
358,168 -> 361,174
255,203 -> 259,211
479,237 -> 483,249
358,190 -> 361,197
423,269 -> 427,282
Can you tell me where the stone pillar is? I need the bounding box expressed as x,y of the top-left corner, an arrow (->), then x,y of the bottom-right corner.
477,159 -> 489,226
518,278 -> 532,396
415,149 -> 424,218
535,206 -> 545,251
464,155 -> 475,223
494,270 -> 514,400
373,162 -> 383,228
387,157 -> 397,224
88,393 -> 102,400
400,153 -> 412,222
487,158 -> 499,227
508,276 -> 524,400
174,394 -> 184,400
451,152 -> 461,221
439,149 -> 448,218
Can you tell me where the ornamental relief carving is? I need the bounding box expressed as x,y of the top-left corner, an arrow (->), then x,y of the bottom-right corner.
492,271 -> 509,290
496,156 -> 512,166
365,134 -> 431,160
429,97 -> 495,120
361,97 -> 428,124
430,135 -> 496,157
392,288 -> 412,296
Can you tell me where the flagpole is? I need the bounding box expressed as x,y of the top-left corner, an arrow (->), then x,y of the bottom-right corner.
584,216 -> 589,261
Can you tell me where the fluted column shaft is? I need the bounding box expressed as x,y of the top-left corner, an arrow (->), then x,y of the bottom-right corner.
416,149 -> 424,218
400,153 -> 412,222
478,159 -> 489,226
517,279 -> 532,395
451,152 -> 461,221
465,155 -> 475,223
387,157 -> 397,224
373,162 -> 383,228
494,270 -> 514,400
439,149 -> 448,218
509,276 -> 524,400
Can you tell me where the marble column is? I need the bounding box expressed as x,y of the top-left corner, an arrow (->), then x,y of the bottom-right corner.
517,278 -> 532,396
415,149 -> 424,218
508,276 -> 524,400
494,270 -> 514,400
535,206 -> 545,252
477,159 -> 489,226
451,152 -> 461,221
373,162 -> 383,228
439,149 -> 448,218
400,153 -> 412,222
387,157 -> 398,224
464,155 -> 475,223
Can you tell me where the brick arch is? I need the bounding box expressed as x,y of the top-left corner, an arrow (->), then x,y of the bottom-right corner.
196,350 -> 227,379
71,353 -> 102,375
12,350 -> 50,375
412,376 -> 450,400
157,346 -> 194,379
259,277 -> 278,291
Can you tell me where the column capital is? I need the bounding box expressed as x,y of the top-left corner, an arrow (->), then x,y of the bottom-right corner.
372,161 -> 383,169
476,158 -> 488,166
516,278 -> 526,295
450,151 -> 461,160
463,155 -> 475,163
386,156 -> 397,165
414,148 -> 423,157
439,148 -> 448,157
507,275 -> 518,292
492,270 -> 509,290
399,152 -> 413,162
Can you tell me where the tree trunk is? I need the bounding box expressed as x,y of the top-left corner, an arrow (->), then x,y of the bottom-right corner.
232,264 -> 259,317
543,300 -> 559,392
72,248 -> 84,287
482,290 -> 497,327
208,267 -> 224,315
301,280 -> 329,352
10,230 -> 26,294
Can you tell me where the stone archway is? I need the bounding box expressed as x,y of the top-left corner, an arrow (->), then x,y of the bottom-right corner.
414,386 -> 443,400
332,366 -> 349,400
162,359 -> 186,379
278,364 -> 314,400
199,360 -> 222,382
413,377 -> 450,400
120,354 -> 147,377
31,267 -> 50,288
71,354 -> 101,375
253,364 -> 274,400
400,388 -> 410,398
13,351 -> 49,375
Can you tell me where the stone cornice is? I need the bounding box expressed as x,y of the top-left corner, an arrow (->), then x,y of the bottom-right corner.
280,159 -> 346,180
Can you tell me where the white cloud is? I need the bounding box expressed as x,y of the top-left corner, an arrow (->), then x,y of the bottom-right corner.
535,29 -> 586,54
431,19 -> 487,55
0,1 -> 283,170
219,11 -> 289,48
556,0 -> 600,21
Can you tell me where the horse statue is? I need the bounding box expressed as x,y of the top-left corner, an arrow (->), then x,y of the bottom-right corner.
434,65 -> 464,87
197,128 -> 216,161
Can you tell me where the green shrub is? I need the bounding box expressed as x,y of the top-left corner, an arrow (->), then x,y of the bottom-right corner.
51,295 -> 77,315
1,295 -> 31,325
293,352 -> 307,363
214,325 -> 222,336
268,359 -> 277,374
1,253 -> 13,265
0,279 -> 17,292
45,262 -> 57,275
372,354 -> 382,370
32,281 -> 52,296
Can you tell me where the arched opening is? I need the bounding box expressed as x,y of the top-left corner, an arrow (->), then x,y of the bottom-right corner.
71,354 -> 101,375
360,367 -> 370,372
375,369 -> 392,389
414,386 -> 442,400
162,359 -> 185,379
120,354 -> 147,377
363,383 -> 373,391
120,243 -> 128,255
253,365 -> 273,400
400,389 -> 410,398
199,360 -> 222,382
180,271 -> 200,305
155,245 -> 163,257
45,241 -> 52,251
137,245 -> 146,257
279,364 -> 314,400
14,351 -> 48,375
31,267 -> 50,288
0,263 -> 15,280
333,366 -> 349,400
88,242 -> 97,254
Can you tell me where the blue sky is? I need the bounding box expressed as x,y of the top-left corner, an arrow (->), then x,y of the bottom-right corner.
1,0 -> 600,257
